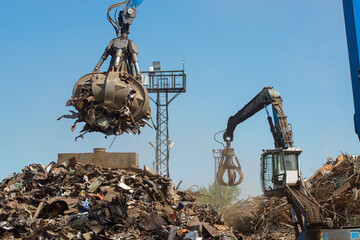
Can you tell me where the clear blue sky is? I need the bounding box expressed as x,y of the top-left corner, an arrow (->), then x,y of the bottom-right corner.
0,0 -> 359,197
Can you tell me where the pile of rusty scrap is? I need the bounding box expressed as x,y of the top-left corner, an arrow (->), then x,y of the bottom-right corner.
221,154 -> 360,240
222,196 -> 294,240
308,153 -> 360,228
0,158 -> 236,239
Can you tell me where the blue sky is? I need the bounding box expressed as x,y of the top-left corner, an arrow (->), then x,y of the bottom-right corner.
0,0 -> 359,197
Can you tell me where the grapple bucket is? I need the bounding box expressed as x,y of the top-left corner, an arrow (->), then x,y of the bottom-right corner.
65,70 -> 150,137
217,141 -> 244,186
59,1 -> 151,139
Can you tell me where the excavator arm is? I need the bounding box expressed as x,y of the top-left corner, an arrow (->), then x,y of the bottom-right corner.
217,87 -> 295,187
217,88 -> 327,238
223,87 -> 294,148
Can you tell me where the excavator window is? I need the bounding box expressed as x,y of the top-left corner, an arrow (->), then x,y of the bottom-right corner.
262,152 -> 286,191
273,153 -> 285,185
284,154 -> 298,171
263,154 -> 274,191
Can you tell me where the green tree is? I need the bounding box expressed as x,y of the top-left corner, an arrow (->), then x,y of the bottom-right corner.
197,181 -> 241,208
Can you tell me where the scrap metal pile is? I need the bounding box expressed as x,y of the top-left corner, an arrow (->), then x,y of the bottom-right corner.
0,158 -> 236,239
222,153 -> 360,240
308,153 -> 360,228
222,196 -> 293,240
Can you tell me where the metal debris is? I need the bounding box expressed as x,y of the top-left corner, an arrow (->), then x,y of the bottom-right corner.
58,72 -> 151,139
222,153 -> 360,240
308,154 -> 360,228
0,158 -> 236,239
222,195 -> 293,239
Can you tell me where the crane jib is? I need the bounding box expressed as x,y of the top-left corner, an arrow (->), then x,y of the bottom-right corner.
343,0 -> 360,140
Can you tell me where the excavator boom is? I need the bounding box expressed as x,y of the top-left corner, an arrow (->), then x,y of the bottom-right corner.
223,87 -> 294,148
217,87 -> 297,187
216,87 -> 328,238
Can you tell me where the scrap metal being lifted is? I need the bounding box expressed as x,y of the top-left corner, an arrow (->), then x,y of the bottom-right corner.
59,0 -> 151,139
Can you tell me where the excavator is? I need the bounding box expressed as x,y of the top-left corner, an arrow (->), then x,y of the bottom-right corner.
217,87 -> 360,239
215,1 -> 360,239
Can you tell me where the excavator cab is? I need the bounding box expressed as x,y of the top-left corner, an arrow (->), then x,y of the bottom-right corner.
260,147 -> 302,197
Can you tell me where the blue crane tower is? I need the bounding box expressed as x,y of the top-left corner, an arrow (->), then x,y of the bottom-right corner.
343,0 -> 360,141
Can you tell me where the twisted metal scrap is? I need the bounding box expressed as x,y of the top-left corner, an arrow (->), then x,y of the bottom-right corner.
58,78 -> 151,140
217,141 -> 243,186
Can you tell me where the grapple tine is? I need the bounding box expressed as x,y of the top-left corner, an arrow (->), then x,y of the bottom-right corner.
216,141 -> 243,187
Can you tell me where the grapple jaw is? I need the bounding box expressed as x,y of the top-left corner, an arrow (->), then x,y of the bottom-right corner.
217,141 -> 244,186
67,70 -> 151,137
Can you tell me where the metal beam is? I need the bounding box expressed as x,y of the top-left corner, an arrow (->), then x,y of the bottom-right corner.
343,0 -> 360,140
